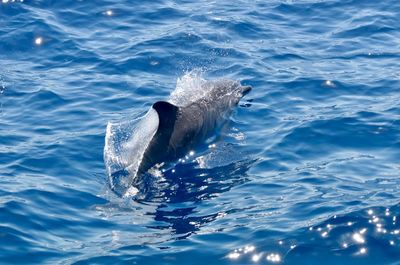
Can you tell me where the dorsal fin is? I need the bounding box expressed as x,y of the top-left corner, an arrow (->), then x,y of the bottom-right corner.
152,101 -> 179,131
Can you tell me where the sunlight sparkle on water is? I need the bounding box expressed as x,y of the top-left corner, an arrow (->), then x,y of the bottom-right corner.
252,253 -> 262,262
324,80 -> 335,87
35,37 -> 43,45
228,245 -> 255,260
266,253 -> 281,263
352,233 -> 365,244
244,245 -> 255,253
359,248 -> 367,254
228,252 -> 240,259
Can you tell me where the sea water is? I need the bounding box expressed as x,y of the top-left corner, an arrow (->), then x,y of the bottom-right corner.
1,0 -> 399,264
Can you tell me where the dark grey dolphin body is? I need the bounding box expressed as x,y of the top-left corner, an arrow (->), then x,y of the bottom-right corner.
136,80 -> 251,177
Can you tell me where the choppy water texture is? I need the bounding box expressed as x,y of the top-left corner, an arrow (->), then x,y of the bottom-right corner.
1,0 -> 400,264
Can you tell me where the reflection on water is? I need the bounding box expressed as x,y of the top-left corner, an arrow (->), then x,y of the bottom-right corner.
226,204 -> 400,264
135,157 -> 253,203
137,156 -> 255,237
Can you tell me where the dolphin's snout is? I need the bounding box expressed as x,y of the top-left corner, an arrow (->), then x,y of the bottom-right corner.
241,85 -> 252,96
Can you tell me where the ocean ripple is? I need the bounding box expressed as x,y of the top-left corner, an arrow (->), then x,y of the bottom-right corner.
1,0 -> 399,264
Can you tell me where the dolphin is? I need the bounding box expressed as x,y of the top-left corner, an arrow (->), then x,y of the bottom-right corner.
105,79 -> 251,195
136,80 -> 251,177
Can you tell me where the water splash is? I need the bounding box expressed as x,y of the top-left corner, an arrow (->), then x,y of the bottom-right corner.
169,70 -> 209,106
104,108 -> 159,196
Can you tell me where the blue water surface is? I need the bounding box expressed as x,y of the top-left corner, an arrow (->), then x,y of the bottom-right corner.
1,0 -> 400,264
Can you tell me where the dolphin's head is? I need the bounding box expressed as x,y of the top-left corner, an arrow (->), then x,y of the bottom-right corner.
207,80 -> 251,100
